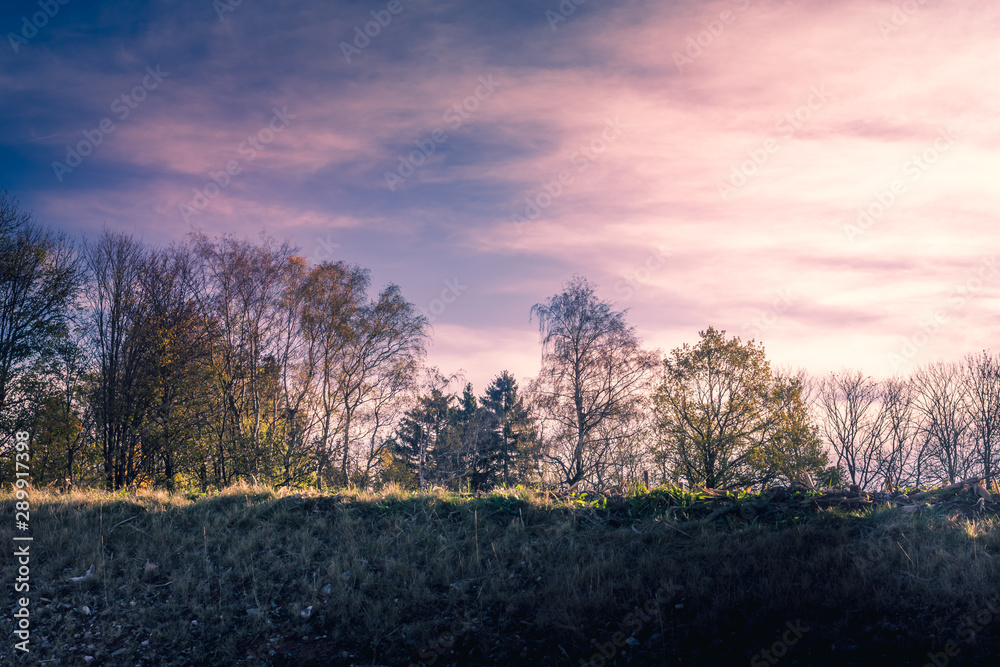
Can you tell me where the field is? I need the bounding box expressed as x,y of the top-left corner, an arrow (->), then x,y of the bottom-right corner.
3,484 -> 1000,666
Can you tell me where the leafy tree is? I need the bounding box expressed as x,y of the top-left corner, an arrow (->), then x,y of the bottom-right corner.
766,372 -> 833,486
0,190 -> 79,424
330,282 -> 427,487
531,276 -> 658,487
138,247 -> 217,490
654,327 -> 827,490
375,436 -> 417,488
13,335 -> 94,487
187,232 -> 299,486
298,261 -> 369,486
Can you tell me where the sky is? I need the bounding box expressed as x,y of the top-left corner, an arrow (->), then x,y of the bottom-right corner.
2,0 -> 998,393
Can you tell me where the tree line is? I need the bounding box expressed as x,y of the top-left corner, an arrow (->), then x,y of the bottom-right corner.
1,190 -> 997,493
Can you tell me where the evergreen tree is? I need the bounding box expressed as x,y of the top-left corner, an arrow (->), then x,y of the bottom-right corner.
480,371 -> 538,488
394,388 -> 456,489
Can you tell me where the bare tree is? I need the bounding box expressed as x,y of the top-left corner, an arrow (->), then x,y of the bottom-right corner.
912,361 -> 974,485
880,376 -> 919,488
592,402 -> 654,489
530,276 -> 658,487
82,228 -> 155,489
818,371 -> 889,490
963,351 -> 1000,484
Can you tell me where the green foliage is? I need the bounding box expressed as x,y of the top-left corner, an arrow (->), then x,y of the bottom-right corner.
394,372 -> 540,492
654,327 -> 828,490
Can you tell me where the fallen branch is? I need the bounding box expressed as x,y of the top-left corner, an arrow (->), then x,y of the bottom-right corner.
909,477 -> 986,500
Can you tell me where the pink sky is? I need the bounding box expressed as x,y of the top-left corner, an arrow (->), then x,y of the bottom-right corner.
4,0 -> 999,392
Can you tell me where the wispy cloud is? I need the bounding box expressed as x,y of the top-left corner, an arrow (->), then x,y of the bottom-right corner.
1,0 -> 998,390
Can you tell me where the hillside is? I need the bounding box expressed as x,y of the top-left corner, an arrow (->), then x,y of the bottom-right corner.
3,484 -> 1000,666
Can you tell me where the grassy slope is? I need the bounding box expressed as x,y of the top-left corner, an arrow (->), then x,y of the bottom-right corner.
2,485 -> 1000,666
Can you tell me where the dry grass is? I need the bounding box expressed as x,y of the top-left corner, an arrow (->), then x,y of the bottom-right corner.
3,484 -> 1000,665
